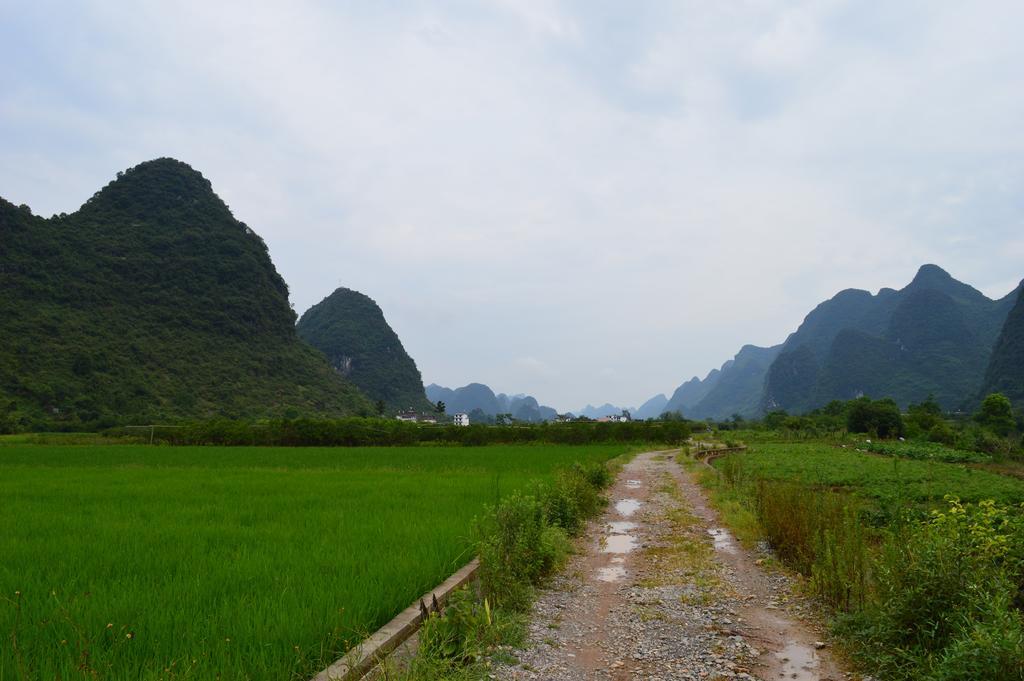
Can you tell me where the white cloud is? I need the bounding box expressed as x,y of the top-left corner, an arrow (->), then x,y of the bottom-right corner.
1,1 -> 1022,411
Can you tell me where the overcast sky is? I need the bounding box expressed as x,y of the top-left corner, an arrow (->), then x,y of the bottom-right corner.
3,1 -> 1022,412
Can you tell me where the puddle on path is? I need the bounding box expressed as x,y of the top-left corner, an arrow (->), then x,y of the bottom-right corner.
603,534 -> 637,554
774,642 -> 820,680
625,479 -> 642,488
597,566 -> 626,582
707,527 -> 738,554
614,499 -> 641,517
608,521 -> 638,533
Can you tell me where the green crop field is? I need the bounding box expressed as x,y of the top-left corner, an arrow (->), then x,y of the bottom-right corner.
713,441 -> 1024,512
0,443 -> 627,680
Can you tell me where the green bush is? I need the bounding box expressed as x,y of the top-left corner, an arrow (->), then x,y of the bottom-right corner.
928,422 -> 957,446
475,492 -> 577,612
846,497 -> 1024,680
418,588 -> 507,664
575,460 -> 613,489
475,460 -> 613,611
540,463 -> 610,535
930,589 -> 1024,681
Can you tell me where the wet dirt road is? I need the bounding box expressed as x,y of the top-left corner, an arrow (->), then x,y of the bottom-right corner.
495,450 -> 851,681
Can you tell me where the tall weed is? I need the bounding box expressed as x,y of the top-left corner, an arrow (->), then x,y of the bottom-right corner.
844,498 -> 1024,679
409,458 -> 616,678
752,480 -> 870,611
711,449 -> 1024,680
476,461 -> 612,610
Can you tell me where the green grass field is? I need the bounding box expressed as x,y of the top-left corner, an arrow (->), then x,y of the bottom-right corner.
0,444 -> 626,680
713,441 -> 1024,513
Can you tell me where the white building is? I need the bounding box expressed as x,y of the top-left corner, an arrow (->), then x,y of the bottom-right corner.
453,412 -> 470,427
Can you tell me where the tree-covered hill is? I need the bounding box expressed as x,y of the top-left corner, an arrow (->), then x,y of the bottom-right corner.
661,344 -> 780,421
656,265 -> 1021,421
296,288 -> 431,412
762,265 -> 1018,412
982,284 -> 1024,407
663,370 -> 721,417
0,158 -> 372,429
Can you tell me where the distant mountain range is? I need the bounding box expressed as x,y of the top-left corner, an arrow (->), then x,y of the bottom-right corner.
576,403 -> 627,419
647,265 -> 1023,420
4,162 -> 1019,428
763,265 -> 1019,413
575,395 -> 666,420
663,344 -> 782,420
0,158 -> 373,426
425,383 -> 558,422
297,288 -> 431,412
633,394 -> 668,420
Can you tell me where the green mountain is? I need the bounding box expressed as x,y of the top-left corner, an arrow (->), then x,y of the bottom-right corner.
982,284 -> 1024,406
296,288 -> 430,411
633,393 -> 668,420
0,158 -> 372,428
763,265 -> 1018,412
662,344 -> 780,421
689,344 -> 782,420
663,369 -> 721,416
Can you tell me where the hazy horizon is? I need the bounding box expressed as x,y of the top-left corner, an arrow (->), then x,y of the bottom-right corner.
3,2 -> 1022,411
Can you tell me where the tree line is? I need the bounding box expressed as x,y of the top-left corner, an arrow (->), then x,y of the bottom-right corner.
107,417 -> 694,447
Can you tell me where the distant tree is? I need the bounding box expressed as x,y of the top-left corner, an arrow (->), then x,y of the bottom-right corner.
659,411 -> 684,422
906,394 -> 943,433
764,410 -> 789,430
434,400 -> 446,415
928,421 -> 957,446
820,400 -> 847,417
621,409 -> 631,421
975,393 -> 1015,436
468,408 -> 492,425
846,397 -> 903,438
375,399 -> 386,416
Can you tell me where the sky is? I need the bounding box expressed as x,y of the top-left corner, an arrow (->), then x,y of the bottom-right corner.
2,1 -> 1022,413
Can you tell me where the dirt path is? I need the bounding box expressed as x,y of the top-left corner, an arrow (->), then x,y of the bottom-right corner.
494,450 -> 852,681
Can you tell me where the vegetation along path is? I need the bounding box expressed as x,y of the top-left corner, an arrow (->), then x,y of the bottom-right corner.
495,450 -> 848,680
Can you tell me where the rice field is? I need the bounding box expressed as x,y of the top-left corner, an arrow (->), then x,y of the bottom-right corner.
0,444 -> 627,680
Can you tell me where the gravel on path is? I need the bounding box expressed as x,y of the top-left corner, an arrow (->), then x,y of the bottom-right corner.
493,450 -> 858,681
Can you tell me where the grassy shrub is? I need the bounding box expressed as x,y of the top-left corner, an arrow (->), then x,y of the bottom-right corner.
709,445 -> 1024,680
809,501 -> 870,613
842,497 -> 1024,679
476,460 -> 614,611
541,462 -> 611,535
476,491 -> 566,611
576,460 -> 614,489
753,480 -> 818,573
930,589 -> 1024,681
422,457 -> 615,676
751,480 -> 870,611
416,588 -> 523,667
